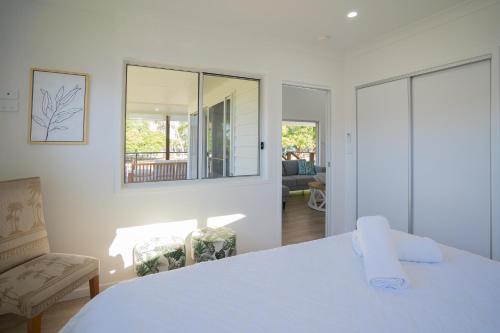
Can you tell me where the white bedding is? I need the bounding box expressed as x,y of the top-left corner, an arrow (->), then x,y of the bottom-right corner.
62,233 -> 500,333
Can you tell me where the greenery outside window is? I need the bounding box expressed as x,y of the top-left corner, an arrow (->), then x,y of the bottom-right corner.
282,120 -> 318,163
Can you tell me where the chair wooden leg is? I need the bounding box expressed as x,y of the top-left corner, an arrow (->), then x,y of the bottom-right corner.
89,275 -> 99,298
27,313 -> 42,333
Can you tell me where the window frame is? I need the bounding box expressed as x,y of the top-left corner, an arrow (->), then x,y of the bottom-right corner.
122,61 -> 262,188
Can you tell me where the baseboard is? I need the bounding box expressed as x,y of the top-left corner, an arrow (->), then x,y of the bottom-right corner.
59,281 -> 117,302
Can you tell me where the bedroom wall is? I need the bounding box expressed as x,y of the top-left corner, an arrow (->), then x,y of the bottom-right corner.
0,0 -> 345,286
282,85 -> 329,167
342,0 -> 500,260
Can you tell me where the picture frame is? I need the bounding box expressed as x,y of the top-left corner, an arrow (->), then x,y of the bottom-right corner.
28,68 -> 89,144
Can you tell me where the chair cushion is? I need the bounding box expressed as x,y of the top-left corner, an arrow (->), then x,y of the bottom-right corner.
0,178 -> 50,274
282,160 -> 299,176
0,253 -> 98,318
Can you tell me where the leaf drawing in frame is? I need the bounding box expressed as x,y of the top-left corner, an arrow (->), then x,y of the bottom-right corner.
33,85 -> 83,141
29,69 -> 88,144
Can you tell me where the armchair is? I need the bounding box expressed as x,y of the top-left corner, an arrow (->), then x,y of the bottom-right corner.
0,177 -> 99,333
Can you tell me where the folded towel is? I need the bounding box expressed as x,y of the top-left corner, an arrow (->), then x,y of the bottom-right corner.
352,229 -> 443,263
357,216 -> 410,290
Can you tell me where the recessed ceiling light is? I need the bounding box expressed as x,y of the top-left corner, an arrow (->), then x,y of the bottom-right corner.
317,35 -> 331,41
347,11 -> 358,18
154,108 -> 160,111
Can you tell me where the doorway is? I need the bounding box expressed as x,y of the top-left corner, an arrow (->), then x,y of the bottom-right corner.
281,83 -> 331,245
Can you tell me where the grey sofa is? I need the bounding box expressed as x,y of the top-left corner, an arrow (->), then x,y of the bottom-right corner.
282,185 -> 290,209
282,160 -> 326,191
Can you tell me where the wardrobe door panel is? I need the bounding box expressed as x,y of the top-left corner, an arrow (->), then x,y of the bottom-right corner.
412,60 -> 491,257
357,79 -> 410,232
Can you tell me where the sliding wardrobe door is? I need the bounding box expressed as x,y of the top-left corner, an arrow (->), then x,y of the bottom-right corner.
412,60 -> 491,257
357,79 -> 410,232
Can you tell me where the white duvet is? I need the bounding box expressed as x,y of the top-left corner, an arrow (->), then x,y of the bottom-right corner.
62,233 -> 500,333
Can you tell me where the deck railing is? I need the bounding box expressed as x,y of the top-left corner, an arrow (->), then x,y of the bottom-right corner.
125,151 -> 189,183
282,151 -> 316,162
125,151 -> 188,163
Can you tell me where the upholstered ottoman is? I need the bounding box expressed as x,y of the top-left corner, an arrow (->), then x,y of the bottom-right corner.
133,237 -> 186,276
191,227 -> 236,263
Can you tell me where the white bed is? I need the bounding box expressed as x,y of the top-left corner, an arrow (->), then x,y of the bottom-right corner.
62,233 -> 500,332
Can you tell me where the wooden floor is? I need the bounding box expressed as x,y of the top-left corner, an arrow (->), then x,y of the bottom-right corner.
0,297 -> 89,333
1,192 -> 324,332
282,191 -> 325,245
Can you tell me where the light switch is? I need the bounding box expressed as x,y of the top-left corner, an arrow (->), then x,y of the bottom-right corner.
0,89 -> 19,99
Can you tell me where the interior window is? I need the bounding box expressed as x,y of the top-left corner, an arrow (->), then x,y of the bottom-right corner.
124,65 -> 260,184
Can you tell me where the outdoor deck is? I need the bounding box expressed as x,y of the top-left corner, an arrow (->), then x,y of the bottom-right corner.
125,152 -> 188,183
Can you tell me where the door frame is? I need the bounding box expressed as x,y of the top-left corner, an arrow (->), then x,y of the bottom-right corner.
281,81 -> 334,238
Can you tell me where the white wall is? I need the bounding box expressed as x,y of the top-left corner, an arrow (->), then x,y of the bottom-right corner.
0,0 -> 345,285
282,85 -> 328,166
343,0 -> 500,260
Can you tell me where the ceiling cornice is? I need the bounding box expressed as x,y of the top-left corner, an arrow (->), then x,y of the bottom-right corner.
346,0 -> 500,58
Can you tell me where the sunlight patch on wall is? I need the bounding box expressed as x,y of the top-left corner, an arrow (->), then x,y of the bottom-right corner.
109,219 -> 198,268
207,214 -> 245,228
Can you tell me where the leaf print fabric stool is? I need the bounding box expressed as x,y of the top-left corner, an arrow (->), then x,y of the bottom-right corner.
191,227 -> 237,263
133,237 -> 186,277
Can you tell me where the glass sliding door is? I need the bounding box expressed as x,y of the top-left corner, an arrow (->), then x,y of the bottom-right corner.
188,112 -> 198,179
224,98 -> 232,176
206,100 -> 225,178
202,74 -> 259,178
205,97 -> 233,178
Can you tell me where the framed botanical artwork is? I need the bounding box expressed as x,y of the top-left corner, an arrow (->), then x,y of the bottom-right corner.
29,68 -> 89,144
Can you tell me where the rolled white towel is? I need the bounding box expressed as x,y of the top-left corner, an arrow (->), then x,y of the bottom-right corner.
352,229 -> 443,263
357,216 -> 410,290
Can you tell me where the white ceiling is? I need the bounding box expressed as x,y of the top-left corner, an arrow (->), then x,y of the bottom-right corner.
111,0 -> 471,115
49,0 -> 469,50
152,0 -> 469,49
